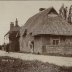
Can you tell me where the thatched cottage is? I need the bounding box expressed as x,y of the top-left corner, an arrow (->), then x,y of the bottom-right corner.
20,6 -> 72,55
4,18 -> 20,52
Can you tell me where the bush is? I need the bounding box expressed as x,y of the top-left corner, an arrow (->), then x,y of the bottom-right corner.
0,56 -> 72,72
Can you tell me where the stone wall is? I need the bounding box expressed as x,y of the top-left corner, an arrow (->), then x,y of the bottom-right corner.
34,36 -> 42,54
20,35 -> 72,55
19,34 -> 34,53
45,45 -> 72,55
34,35 -> 72,55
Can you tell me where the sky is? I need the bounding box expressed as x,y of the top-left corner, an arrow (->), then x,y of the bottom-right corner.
0,1 -> 72,45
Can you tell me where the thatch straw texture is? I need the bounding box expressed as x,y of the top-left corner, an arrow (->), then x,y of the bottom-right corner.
20,7 -> 72,36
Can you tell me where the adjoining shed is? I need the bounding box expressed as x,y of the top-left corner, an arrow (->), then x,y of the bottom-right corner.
4,18 -> 20,52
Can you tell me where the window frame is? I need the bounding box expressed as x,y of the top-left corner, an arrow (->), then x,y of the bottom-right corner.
52,39 -> 60,45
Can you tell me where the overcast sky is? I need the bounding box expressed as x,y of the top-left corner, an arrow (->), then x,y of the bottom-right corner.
0,1 -> 72,45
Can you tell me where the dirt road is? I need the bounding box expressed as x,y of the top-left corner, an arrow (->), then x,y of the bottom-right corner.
0,50 -> 72,66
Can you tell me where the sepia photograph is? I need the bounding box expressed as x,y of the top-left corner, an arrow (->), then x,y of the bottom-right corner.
0,0 -> 72,72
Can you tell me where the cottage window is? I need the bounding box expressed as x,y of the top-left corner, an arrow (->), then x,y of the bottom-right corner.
53,39 -> 59,45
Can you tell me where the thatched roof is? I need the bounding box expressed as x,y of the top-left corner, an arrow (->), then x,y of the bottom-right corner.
4,26 -> 20,37
10,26 -> 20,32
20,7 -> 72,36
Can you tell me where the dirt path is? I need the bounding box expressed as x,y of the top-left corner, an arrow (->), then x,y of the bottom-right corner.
0,50 -> 72,67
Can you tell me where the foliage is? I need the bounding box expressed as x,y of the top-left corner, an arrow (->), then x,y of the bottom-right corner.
0,56 -> 72,72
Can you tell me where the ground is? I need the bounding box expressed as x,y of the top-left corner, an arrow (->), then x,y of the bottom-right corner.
0,50 -> 72,66
0,56 -> 72,72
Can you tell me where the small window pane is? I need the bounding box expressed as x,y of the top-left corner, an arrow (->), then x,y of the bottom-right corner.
53,39 -> 59,45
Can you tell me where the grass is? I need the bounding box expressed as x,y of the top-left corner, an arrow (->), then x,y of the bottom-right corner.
0,56 -> 72,72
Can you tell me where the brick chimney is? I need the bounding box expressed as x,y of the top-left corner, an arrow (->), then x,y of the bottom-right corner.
15,18 -> 18,27
10,22 -> 14,31
39,8 -> 46,12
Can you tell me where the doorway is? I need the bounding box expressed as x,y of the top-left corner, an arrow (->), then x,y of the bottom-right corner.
42,45 -> 46,54
30,41 -> 34,53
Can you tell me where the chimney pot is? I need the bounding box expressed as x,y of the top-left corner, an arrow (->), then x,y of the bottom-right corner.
10,22 -> 14,30
15,18 -> 18,27
39,8 -> 46,12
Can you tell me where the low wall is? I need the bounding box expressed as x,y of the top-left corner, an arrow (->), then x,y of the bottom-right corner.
42,45 -> 72,55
